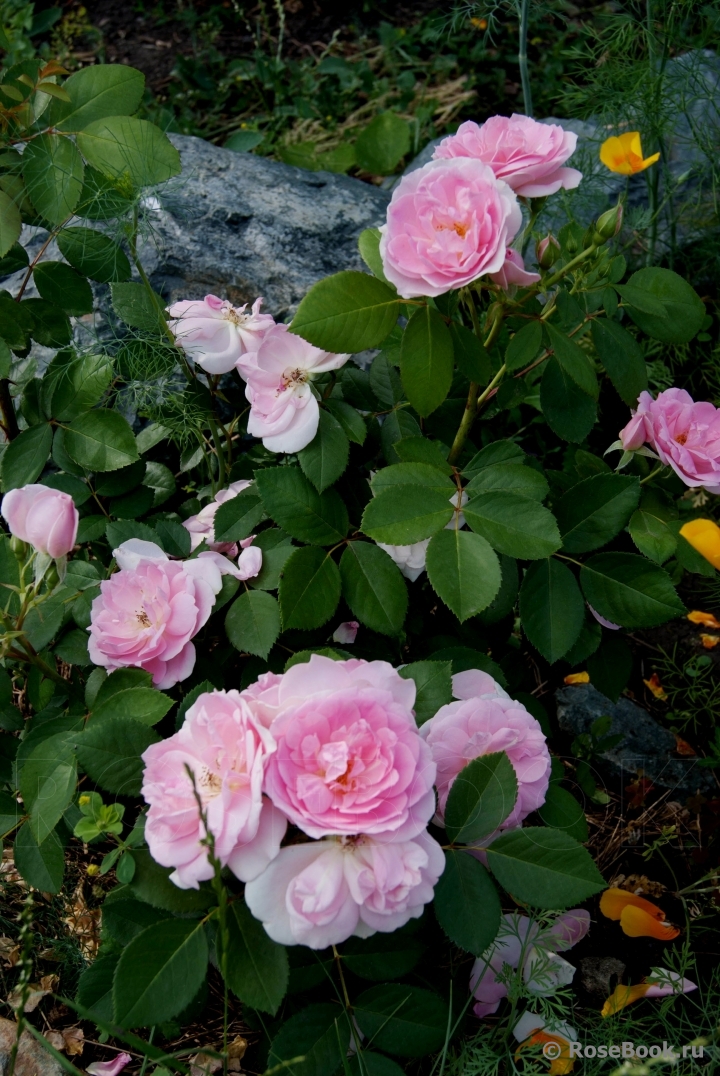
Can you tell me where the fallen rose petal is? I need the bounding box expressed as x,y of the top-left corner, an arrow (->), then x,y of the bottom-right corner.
332,621 -> 359,644
86,1051 -> 132,1076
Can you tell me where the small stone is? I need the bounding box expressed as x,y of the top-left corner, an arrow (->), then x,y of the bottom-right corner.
580,956 -> 626,998
0,1017 -> 65,1076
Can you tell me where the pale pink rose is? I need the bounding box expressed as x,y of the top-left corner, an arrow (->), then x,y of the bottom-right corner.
238,670 -> 284,728
183,480 -> 253,555
379,158 -> 522,299
86,1053 -> 132,1076
489,248 -> 541,292
420,691 -> 551,831
142,689 -> 286,888
261,655 -> 436,840
333,621 -> 359,644
644,968 -> 697,998
619,388 -> 720,493
452,669 -> 509,701
238,323 -> 349,454
88,541 -> 241,690
434,115 -> 582,198
471,909 -> 590,1017
245,830 -> 444,948
1,484 -> 78,558
167,295 -> 275,374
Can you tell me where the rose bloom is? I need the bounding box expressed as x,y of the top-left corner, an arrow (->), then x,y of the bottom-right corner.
379,158 -> 522,299
1,483 -> 78,558
489,248 -> 541,292
619,388 -> 720,493
434,115 -> 582,198
257,655 -> 436,840
88,540 -> 243,690
167,295 -> 275,374
183,480 -> 261,564
238,323 -> 349,454
420,680 -> 551,833
245,831 -> 444,948
471,909 -> 590,1017
142,689 -> 286,888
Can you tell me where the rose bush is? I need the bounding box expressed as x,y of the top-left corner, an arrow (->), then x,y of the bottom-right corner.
0,66 -> 710,1073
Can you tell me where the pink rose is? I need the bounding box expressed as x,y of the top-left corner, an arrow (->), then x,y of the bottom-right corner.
420,688 -> 551,833
238,670 -> 284,728
376,539 -> 429,582
489,248 -> 541,292
238,324 -> 349,454
471,910 -> 590,1017
88,540 -> 242,689
244,831 -> 444,948
379,158 -> 522,299
183,480 -> 259,560
142,689 -> 286,888
259,655 -> 436,840
1,483 -> 78,558
619,388 -> 720,493
167,295 -> 275,374
332,620 -> 359,644
434,115 -> 582,198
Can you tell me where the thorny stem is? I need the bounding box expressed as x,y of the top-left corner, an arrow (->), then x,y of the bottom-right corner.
639,463 -> 665,485
8,891 -> 35,1076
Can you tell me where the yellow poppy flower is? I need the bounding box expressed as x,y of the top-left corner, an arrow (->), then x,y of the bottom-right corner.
600,132 -> 660,175
680,519 -> 720,570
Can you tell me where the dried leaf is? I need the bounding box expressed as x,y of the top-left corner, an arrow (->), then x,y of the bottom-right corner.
46,1031 -> 65,1051
63,1027 -> 84,1055
189,1054 -> 223,1076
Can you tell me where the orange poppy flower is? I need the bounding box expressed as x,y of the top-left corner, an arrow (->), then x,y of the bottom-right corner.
680,520 -> 720,571
687,609 -> 720,629
600,132 -> 660,175
602,983 -> 654,1017
515,1031 -> 575,1075
599,888 -> 679,940
564,671 -> 589,685
700,633 -> 720,649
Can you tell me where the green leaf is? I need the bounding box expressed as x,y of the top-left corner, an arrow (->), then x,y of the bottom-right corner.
629,508 -> 676,564
279,546 -> 341,630
113,919 -> 208,1028
111,281 -> 164,330
555,474 -> 640,554
144,462 -> 176,508
579,552 -> 685,628
462,439 -> 524,478
298,410 -> 349,492
269,1003 -> 350,1076
152,519 -> 190,558
0,189 -> 22,257
361,488 -> 453,544
433,850 -> 501,956
0,790 -> 21,836
426,528 -> 501,622
545,322 -> 598,399
213,488 -> 264,543
14,822 -> 64,893
249,532 -> 295,592
76,953 -> 119,1022
33,261 -> 93,316
76,715 -> 160,796
224,898 -> 288,1015
43,351 -> 113,421
106,519 -> 157,550
624,267 -> 705,343
23,297 -> 71,348
614,283 -> 668,316
47,64 -> 144,131
464,491 -> 561,560
370,352 -> 403,406
370,462 -> 455,496
63,409 -> 139,472
505,320 -> 543,373
256,467 -> 348,545
486,827 -> 605,907
465,462 -> 549,501
324,398 -> 366,445
540,357 -> 597,442
357,227 -> 390,285
393,437 -> 452,474
102,899 -> 171,947
129,848 -> 215,912
444,751 -> 519,843
450,321 -> 492,384
591,318 -> 647,406
586,635 -> 633,703
564,614 -> 602,666
398,660 -> 452,724
20,741 -> 77,845
381,409 -> 422,464
341,934 -> 424,981
354,113 -> 411,174
90,687 -> 173,726
225,590 -> 280,659
77,116 -> 181,187
57,226 -> 131,283
399,305 -> 454,417
23,134 -> 84,225
1,423 -> 52,490
354,985 -> 447,1058
339,541 -> 408,635
519,558 -> 584,664
477,554 -> 519,625
538,785 -> 589,843
291,271 -> 400,353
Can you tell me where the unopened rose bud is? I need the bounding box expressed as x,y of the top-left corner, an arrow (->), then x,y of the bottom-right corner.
9,535 -> 27,560
594,202 -> 624,241
564,233 -> 579,254
536,234 -> 561,269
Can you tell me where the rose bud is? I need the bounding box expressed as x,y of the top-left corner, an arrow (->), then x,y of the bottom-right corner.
536,234 -> 561,269
594,202 -> 624,241
1,484 -> 79,559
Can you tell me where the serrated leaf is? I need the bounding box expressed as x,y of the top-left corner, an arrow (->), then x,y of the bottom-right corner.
291,271 -> 400,352
399,305 -> 454,417
279,546 -> 341,630
505,320 -> 543,373
225,590 -> 280,658
519,558 -> 584,664
1,423 -> 52,490
256,467 -> 348,546
213,488 -> 264,543
113,919 -> 208,1028
354,986 -> 446,1058
555,473 -> 640,554
298,409 -> 349,492
77,116 -> 180,187
425,528 -> 501,622
464,491 -> 561,560
339,541 -> 408,635
544,322 -> 598,399
76,715 -> 160,796
444,751 -> 518,843
23,133 -> 84,225
268,1003 -> 350,1076
579,552 -> 685,628
14,822 -> 64,893
540,357 -> 597,442
433,850 -> 501,955
64,409 -> 139,472
486,827 -> 605,907
361,486 -> 453,544
591,318 -> 648,406
538,785 -> 589,843
224,898 -> 288,1015
398,660 -> 452,725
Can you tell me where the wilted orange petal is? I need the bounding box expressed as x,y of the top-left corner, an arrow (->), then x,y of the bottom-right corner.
687,609 -> 720,629
515,1033 -> 575,1075
564,671 -> 590,685
680,519 -> 720,571
601,983 -> 651,1017
643,673 -> 667,700
674,734 -> 696,756
700,634 -> 720,649
599,887 -> 665,922
620,905 -> 680,940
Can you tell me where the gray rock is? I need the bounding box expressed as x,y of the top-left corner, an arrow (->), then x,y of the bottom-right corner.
141,135 -> 391,320
555,683 -> 715,798
0,1017 -> 64,1076
580,956 -> 626,998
